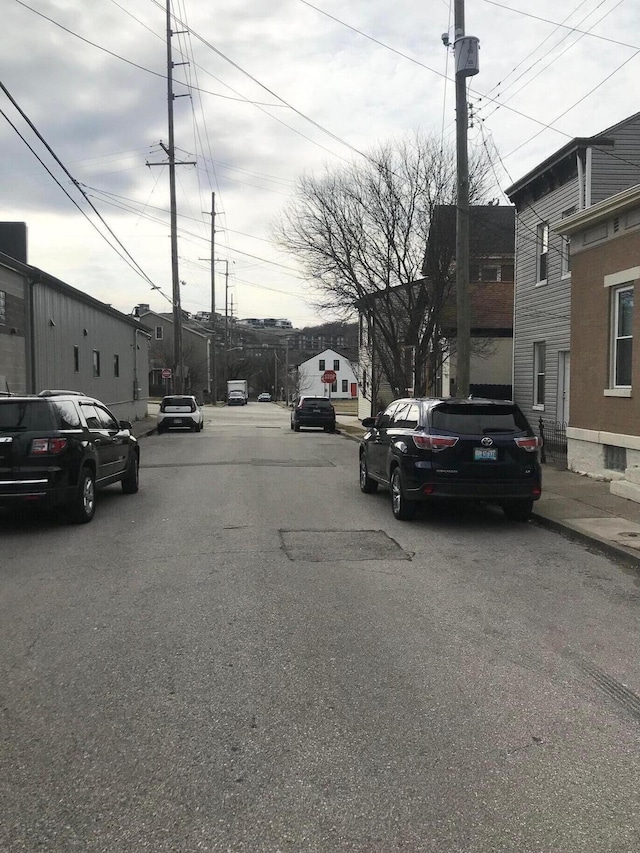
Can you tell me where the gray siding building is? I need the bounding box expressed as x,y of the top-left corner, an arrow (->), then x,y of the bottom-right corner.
0,250 -> 150,422
506,111 -> 640,431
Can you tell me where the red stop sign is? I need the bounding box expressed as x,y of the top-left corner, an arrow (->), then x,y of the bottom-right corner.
321,370 -> 337,384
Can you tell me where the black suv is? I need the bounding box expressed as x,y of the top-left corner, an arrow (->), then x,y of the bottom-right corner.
291,397 -> 336,432
0,391 -> 139,523
359,397 -> 541,521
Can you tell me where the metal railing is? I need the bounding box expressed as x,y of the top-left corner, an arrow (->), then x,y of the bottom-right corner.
538,417 -> 568,468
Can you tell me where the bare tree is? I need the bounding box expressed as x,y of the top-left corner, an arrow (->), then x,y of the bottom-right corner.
274,132 -> 492,401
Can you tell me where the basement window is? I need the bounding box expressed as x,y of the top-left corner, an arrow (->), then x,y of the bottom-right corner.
604,445 -> 626,472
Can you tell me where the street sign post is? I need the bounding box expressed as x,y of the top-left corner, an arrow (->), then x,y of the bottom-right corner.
321,369 -> 337,399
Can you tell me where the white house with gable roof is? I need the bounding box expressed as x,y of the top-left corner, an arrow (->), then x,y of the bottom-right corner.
294,349 -> 357,399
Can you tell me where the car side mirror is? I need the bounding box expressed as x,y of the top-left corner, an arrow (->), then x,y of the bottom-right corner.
119,420 -> 132,431
361,417 -> 376,428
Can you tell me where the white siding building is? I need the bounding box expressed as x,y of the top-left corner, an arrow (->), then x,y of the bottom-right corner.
295,349 -> 357,399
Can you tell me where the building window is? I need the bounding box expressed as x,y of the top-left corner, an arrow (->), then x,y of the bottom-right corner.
333,359 -> 340,370
155,326 -> 163,340
533,342 -> 546,407
73,346 -> 79,373
612,285 -> 633,387
536,222 -> 549,283
93,350 -> 101,378
470,264 -> 499,282
319,359 -> 325,370
114,354 -> 120,378
604,444 -> 627,472
331,381 -> 337,393
342,379 -> 348,392
0,290 -> 5,324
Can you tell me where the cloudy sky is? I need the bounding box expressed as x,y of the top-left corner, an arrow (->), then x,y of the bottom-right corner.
2,0 -> 638,328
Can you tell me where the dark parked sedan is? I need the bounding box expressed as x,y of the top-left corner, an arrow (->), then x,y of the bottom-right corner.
359,396 -> 542,521
291,397 -> 336,432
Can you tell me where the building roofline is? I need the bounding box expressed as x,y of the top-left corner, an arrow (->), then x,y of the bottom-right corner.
505,136 -> 615,199
0,251 -> 149,333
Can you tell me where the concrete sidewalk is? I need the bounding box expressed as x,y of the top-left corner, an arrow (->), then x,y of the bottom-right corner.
131,411 -> 640,569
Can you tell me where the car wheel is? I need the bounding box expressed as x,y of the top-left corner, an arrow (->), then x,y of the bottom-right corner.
68,466 -> 96,524
157,425 -> 164,434
121,451 -> 139,494
502,499 -> 533,522
294,422 -> 301,432
290,421 -> 294,430
390,467 -> 416,520
359,454 -> 378,493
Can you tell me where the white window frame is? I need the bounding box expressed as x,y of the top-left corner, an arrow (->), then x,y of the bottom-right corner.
536,222 -> 549,284
155,326 -> 163,340
533,341 -> 546,409
611,284 -> 633,390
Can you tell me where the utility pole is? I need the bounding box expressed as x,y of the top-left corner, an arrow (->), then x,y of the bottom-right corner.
215,258 -> 229,393
452,0 -> 479,398
274,349 -> 278,401
147,0 -> 194,394
210,192 -> 217,403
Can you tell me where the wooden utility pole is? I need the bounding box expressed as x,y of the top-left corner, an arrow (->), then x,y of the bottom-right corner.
148,1 -> 194,393
210,192 -> 217,402
454,0 -> 470,398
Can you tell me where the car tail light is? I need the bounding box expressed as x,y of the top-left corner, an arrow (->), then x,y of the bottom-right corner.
413,434 -> 459,452
514,436 -> 542,452
31,437 -> 68,455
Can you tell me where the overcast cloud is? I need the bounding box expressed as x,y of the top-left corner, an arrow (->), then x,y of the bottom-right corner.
1,0 -> 638,327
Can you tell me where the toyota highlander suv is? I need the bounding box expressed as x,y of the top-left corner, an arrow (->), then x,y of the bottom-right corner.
359,396 -> 541,521
0,390 -> 139,523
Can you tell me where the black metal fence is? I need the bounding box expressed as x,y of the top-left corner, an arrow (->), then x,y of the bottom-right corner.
538,417 -> 568,468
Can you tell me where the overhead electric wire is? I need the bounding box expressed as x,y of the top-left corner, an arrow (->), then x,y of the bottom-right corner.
0,80 -> 161,290
12,0 -> 285,107
483,0 -> 640,50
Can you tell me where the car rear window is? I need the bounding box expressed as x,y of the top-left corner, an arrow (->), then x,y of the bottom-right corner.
0,400 -> 57,431
301,399 -> 332,409
431,404 -> 529,434
161,397 -> 196,412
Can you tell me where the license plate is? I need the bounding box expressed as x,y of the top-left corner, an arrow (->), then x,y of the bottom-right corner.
174,418 -> 183,424
474,447 -> 497,461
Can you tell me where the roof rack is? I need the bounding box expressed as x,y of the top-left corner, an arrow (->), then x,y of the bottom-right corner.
38,390 -> 86,397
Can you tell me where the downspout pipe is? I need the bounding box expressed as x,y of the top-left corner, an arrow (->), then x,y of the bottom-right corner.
26,274 -> 40,394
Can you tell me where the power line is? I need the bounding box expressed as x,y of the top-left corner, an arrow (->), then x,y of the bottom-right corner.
0,80 -> 161,290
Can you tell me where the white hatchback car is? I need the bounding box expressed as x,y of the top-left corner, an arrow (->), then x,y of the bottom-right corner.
157,395 -> 204,433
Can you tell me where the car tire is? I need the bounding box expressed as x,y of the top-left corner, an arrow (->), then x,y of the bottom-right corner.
157,425 -> 164,434
502,499 -> 533,522
68,466 -> 96,524
121,451 -> 139,494
294,422 -> 301,432
390,467 -> 416,520
359,454 -> 378,493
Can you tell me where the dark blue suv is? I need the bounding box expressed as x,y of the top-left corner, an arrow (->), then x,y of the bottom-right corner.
359,397 -> 541,521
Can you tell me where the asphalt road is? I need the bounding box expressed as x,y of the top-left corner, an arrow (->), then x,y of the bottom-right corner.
2,402 -> 640,852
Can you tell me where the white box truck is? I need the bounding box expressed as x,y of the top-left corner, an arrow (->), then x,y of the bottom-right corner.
227,380 -> 248,405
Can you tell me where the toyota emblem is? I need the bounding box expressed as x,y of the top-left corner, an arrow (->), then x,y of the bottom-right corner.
481,436 -> 494,446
